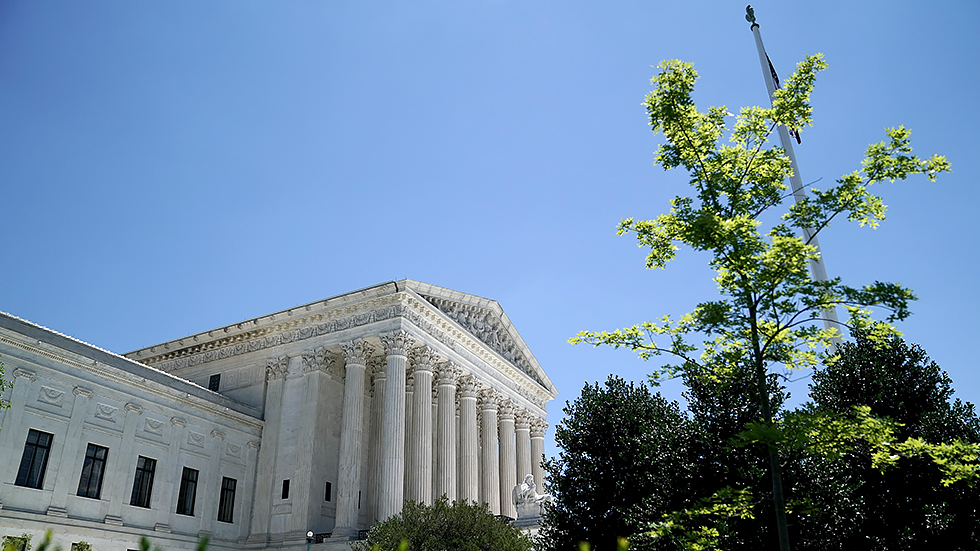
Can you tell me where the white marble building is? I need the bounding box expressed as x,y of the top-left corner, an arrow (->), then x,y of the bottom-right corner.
0,280 -> 556,551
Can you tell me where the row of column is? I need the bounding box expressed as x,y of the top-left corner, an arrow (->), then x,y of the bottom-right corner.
332,331 -> 548,538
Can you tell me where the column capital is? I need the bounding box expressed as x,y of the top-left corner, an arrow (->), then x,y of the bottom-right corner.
458,375 -> 480,398
479,389 -> 499,411
498,399 -> 515,420
266,356 -> 290,380
341,339 -> 376,366
171,417 -> 186,427
436,362 -> 462,386
303,346 -> 338,375
73,386 -> 93,398
515,410 -> 530,430
380,330 -> 415,356
13,368 -> 37,382
411,345 -> 439,374
210,429 -> 226,440
124,402 -> 144,415
530,418 -> 548,438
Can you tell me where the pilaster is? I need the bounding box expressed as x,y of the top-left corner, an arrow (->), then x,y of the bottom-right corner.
46,386 -> 93,516
104,402 -> 143,525
247,355 -> 289,545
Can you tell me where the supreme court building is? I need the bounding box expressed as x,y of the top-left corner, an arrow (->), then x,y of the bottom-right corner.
0,280 -> 557,550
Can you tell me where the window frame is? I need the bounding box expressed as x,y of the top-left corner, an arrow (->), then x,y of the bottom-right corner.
76,443 -> 109,499
15,429 -> 54,489
216,476 -> 237,523
130,455 -> 157,508
176,466 -> 199,516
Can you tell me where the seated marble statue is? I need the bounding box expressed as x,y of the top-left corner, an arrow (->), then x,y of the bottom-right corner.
512,474 -> 553,518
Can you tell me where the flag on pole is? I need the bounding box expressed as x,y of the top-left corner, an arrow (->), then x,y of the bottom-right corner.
766,54 -> 802,144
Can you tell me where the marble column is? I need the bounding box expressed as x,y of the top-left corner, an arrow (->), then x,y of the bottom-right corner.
479,390 -> 500,514
105,402 -> 144,525
406,347 -> 435,505
46,386 -> 93,516
333,340 -> 375,539
403,370 -> 414,499
530,418 -> 548,491
240,441 -> 261,539
293,349 -> 333,538
430,386 -> 438,499
515,411 -> 532,487
497,400 -> 517,519
247,356 -> 289,545
378,330 -> 414,520
457,377 -> 479,503
368,360 -> 386,523
435,363 -> 459,502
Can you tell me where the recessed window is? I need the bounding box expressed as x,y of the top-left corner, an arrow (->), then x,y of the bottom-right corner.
324,481 -> 332,502
76,443 -> 109,499
208,374 -> 221,392
281,479 -> 290,500
15,429 -> 53,489
176,467 -> 199,516
130,456 -> 157,508
217,477 -> 237,523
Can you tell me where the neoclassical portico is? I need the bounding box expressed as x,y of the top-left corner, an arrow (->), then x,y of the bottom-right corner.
0,280 -> 556,551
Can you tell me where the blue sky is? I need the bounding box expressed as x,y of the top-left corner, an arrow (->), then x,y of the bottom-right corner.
2,1 -> 978,461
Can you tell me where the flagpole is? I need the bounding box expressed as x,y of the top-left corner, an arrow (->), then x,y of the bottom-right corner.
745,6 -> 842,342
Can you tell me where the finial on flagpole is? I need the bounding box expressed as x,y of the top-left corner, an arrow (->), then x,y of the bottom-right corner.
745,5 -> 759,29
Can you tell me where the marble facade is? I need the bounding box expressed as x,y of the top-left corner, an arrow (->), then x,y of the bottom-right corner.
0,280 -> 556,551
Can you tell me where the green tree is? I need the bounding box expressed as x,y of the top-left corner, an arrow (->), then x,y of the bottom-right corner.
573,55 -> 951,551
540,376 -> 699,551
796,329 -> 980,550
353,498 -> 533,551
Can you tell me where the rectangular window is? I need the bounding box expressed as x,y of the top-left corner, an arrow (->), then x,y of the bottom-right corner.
217,477 -> 237,523
130,456 -> 157,508
176,467 -> 199,516
76,443 -> 109,499
15,429 -> 53,489
324,481 -> 331,502
208,374 -> 220,392
281,479 -> 290,499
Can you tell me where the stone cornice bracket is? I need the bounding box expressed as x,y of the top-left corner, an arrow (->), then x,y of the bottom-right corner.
171,417 -> 187,427
125,403 -> 144,415
341,339 -> 376,367
210,429 -> 226,440
73,387 -> 94,399
498,399 -> 515,419
380,330 -> 414,357
530,418 -> 548,438
435,361 -> 462,386
302,346 -> 337,374
246,441 -> 260,451
411,346 -> 438,374
13,368 -> 37,382
266,356 -> 290,380
458,375 -> 480,398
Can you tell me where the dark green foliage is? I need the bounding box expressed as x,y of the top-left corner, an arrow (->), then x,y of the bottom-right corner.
354,498 -> 533,551
795,330 -> 980,550
540,376 -> 698,551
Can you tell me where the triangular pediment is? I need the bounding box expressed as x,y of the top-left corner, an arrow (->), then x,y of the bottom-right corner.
400,280 -> 556,395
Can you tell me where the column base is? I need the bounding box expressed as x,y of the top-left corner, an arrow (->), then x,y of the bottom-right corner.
246,534 -> 270,545
104,515 -> 124,525
46,506 -> 68,517
154,524 -> 172,533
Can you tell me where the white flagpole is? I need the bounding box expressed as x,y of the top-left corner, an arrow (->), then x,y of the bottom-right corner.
746,6 -> 842,343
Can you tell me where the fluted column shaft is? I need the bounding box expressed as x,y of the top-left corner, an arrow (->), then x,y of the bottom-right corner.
407,347 -> 435,504
368,365 -> 386,523
498,401 -> 517,519
379,331 -> 414,520
334,340 -> 375,538
403,371 -> 415,499
435,365 -> 459,501
479,391 -> 500,514
530,419 -> 548,491
458,378 -> 479,503
515,412 -> 532,486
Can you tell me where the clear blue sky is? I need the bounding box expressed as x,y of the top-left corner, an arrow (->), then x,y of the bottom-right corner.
2,1 -> 978,461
